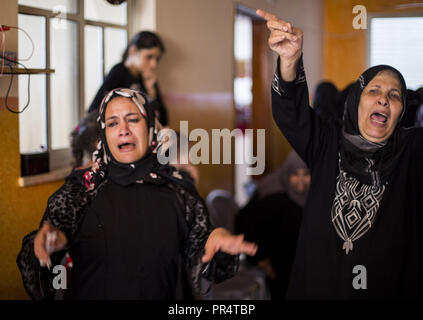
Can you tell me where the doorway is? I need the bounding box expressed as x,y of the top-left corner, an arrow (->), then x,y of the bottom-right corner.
233,4 -> 290,207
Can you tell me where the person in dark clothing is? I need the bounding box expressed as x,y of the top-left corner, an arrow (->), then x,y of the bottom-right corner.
17,88 -> 257,300
88,31 -> 168,126
236,151 -> 310,300
337,82 -> 355,119
416,87 -> 423,127
70,111 -> 100,169
258,9 -> 423,299
313,81 -> 340,124
402,89 -> 421,128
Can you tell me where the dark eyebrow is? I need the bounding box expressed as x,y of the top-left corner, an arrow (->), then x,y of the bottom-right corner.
106,113 -> 140,121
369,84 -> 401,93
125,113 -> 140,117
105,115 -> 118,122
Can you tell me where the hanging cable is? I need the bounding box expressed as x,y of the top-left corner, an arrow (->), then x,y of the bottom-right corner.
2,55 -> 31,114
7,25 -> 35,61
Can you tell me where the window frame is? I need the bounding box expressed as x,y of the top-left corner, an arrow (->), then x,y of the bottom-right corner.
18,0 -> 133,172
366,11 -> 423,69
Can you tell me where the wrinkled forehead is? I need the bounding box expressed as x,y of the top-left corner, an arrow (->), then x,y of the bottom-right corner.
104,96 -> 142,118
366,70 -> 402,91
101,90 -> 147,120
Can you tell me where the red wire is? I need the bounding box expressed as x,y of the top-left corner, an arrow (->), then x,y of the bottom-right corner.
6,25 -> 34,61
0,25 -> 5,76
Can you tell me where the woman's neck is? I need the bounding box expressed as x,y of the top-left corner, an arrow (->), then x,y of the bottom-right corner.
124,59 -> 140,79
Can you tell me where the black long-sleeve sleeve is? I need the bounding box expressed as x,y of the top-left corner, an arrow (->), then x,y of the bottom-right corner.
169,183 -> 239,298
271,57 -> 324,170
88,64 -> 127,113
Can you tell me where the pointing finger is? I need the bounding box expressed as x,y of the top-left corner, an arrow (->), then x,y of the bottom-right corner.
256,9 -> 278,22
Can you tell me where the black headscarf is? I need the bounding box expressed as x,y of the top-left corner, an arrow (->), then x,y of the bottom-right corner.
313,81 -> 340,124
256,150 -> 309,208
339,65 -> 410,186
81,88 -> 195,193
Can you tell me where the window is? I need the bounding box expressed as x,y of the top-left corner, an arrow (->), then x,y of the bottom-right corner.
369,16 -> 423,90
18,0 -> 130,174
233,13 -> 253,207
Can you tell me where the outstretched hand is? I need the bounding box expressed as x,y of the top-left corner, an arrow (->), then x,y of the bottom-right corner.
34,221 -> 68,268
202,228 -> 257,263
256,9 -> 303,81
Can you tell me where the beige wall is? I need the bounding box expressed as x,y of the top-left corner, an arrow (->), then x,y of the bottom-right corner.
155,0 -> 323,196
134,0 -> 157,32
156,0 -> 323,95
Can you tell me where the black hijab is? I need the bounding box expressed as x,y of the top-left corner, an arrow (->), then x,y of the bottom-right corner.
313,81 -> 340,124
339,65 -> 410,186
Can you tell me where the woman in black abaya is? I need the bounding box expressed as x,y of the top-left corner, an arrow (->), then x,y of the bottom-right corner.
17,88 -> 257,300
257,9 -> 423,299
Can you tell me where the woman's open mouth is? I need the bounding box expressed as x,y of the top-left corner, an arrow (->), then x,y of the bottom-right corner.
370,112 -> 389,127
118,142 -> 136,152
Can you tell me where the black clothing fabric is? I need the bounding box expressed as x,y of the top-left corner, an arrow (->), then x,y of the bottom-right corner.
236,193 -> 302,300
312,81 -> 340,125
17,89 -> 238,300
88,63 -> 168,126
17,167 -> 238,300
403,89 -> 421,128
67,180 -> 185,299
271,57 -> 423,299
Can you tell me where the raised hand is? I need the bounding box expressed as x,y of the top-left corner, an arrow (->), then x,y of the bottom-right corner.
256,9 -> 303,81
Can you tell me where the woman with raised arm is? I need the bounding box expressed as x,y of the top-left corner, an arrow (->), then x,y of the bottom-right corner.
17,88 -> 257,300
257,9 -> 423,299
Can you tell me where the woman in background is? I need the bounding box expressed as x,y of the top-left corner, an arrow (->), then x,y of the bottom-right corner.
70,111 -> 99,169
88,31 -> 168,126
312,81 -> 340,125
236,151 -> 310,299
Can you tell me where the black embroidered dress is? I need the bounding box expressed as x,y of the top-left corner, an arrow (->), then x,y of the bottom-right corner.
271,58 -> 423,299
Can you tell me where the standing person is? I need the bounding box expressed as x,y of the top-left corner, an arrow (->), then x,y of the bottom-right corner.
17,88 -> 257,300
416,87 -> 423,127
236,150 -> 310,300
88,31 -> 168,126
257,9 -> 423,299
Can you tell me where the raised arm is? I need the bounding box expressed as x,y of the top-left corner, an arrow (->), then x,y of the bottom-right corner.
257,9 -> 324,168
256,9 -> 303,81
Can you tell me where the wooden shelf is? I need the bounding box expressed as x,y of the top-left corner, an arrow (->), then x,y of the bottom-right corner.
2,68 -> 55,74
18,166 -> 72,187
